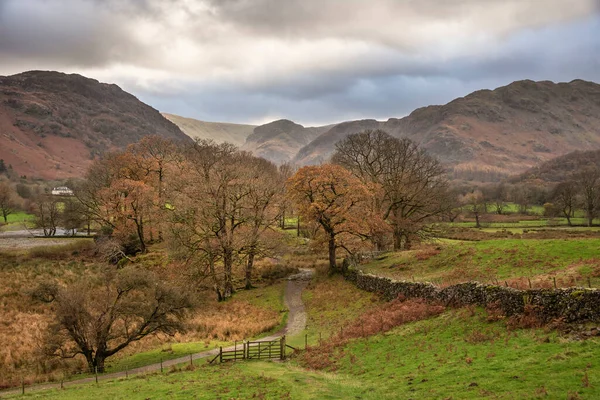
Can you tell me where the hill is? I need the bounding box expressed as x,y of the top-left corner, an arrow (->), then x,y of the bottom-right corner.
293,79 -> 600,181
0,71 -> 189,179
241,119 -> 333,164
510,149 -> 600,184
162,113 -> 255,147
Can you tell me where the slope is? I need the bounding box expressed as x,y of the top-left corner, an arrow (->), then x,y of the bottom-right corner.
242,119 -> 334,164
162,113 -> 255,147
0,71 -> 189,179
293,79 -> 600,181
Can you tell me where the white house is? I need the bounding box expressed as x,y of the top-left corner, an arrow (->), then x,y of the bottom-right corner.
51,186 -> 74,196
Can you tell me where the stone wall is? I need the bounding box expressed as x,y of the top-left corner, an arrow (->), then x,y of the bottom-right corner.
344,268 -> 600,323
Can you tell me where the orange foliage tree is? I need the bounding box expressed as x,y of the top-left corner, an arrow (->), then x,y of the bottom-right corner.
287,164 -> 385,274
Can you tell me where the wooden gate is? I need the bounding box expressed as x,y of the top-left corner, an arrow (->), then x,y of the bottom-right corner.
210,336 -> 293,363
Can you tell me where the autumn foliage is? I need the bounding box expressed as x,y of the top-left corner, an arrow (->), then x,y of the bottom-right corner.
287,164 -> 387,273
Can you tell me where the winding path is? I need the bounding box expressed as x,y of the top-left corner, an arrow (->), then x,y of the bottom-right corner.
0,270 -> 313,397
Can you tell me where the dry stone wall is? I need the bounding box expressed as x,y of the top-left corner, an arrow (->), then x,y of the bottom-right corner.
344,268 -> 600,323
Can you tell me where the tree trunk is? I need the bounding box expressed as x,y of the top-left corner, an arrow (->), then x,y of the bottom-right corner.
328,234 -> 337,274
475,213 -> 481,228
136,219 -> 146,253
94,354 -> 106,373
223,248 -> 234,299
245,252 -> 255,289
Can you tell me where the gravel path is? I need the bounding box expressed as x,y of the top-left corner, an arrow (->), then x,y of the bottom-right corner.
0,270 -> 314,397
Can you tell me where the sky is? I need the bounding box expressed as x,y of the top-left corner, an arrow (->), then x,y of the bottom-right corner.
1,0 -> 599,126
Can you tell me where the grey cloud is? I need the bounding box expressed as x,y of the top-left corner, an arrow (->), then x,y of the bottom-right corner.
0,0 -> 145,68
0,0 -> 599,126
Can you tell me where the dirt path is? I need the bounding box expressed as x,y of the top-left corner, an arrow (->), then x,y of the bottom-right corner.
0,270 -> 314,397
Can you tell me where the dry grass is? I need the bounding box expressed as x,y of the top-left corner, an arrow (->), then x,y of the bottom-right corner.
0,242 -> 287,388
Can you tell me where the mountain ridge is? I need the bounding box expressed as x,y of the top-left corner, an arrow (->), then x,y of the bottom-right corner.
0,70 -> 189,179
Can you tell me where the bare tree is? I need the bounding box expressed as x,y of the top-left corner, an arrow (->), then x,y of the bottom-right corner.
239,155 -> 283,289
32,195 -> 61,236
39,267 -> 193,373
575,167 -> 600,227
169,140 -> 280,299
551,181 -> 578,226
332,130 -> 449,250
461,190 -> 485,228
0,181 -> 16,223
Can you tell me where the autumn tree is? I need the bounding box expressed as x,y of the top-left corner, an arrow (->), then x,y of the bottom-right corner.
0,181 -> 16,223
287,164 -> 380,274
168,140 -> 283,299
551,181 -> 578,226
74,141 -> 179,252
332,130 -> 449,250
239,156 -> 284,289
40,267 -> 193,373
128,136 -> 180,241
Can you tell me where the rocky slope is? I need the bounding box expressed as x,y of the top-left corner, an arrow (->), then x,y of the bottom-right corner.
294,79 -> 600,181
510,149 -> 600,184
241,119 -> 332,164
162,113 -> 254,147
0,71 -> 189,179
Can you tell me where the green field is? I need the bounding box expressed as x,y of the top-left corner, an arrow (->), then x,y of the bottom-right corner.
0,211 -> 35,231
12,282 -> 599,400
359,238 -> 600,288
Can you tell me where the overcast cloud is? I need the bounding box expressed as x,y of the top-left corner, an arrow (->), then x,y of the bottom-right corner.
0,0 -> 599,125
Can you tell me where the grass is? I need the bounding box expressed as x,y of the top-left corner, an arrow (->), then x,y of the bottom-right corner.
11,284 -> 600,399
287,275 -> 381,348
448,217 -> 600,229
12,361 -> 363,399
328,307 -> 600,399
0,243 -> 288,389
0,211 -> 35,231
359,238 -> 600,288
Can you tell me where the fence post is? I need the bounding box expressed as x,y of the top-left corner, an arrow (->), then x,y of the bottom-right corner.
234,341 -> 237,361
553,277 -> 557,288
219,347 -> 223,363
588,277 -> 592,288
160,357 -> 163,373
319,332 -> 322,345
21,376 -> 25,395
305,334 -> 308,350
189,353 -> 193,367
125,366 -> 128,379
281,336 -> 285,360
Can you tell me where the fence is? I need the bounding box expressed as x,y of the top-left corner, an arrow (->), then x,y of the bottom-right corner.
209,336 -> 295,364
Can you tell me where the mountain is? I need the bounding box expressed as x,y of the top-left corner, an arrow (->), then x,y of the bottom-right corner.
293,79 -> 600,181
241,119 -> 333,164
0,71 -> 189,179
510,149 -> 600,184
162,113 -> 255,147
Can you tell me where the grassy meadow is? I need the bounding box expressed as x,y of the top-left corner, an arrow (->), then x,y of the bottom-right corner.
10,278 -> 600,400
3,207 -> 600,398
359,238 -> 600,288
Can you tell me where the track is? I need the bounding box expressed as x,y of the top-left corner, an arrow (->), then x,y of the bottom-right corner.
0,269 -> 313,396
